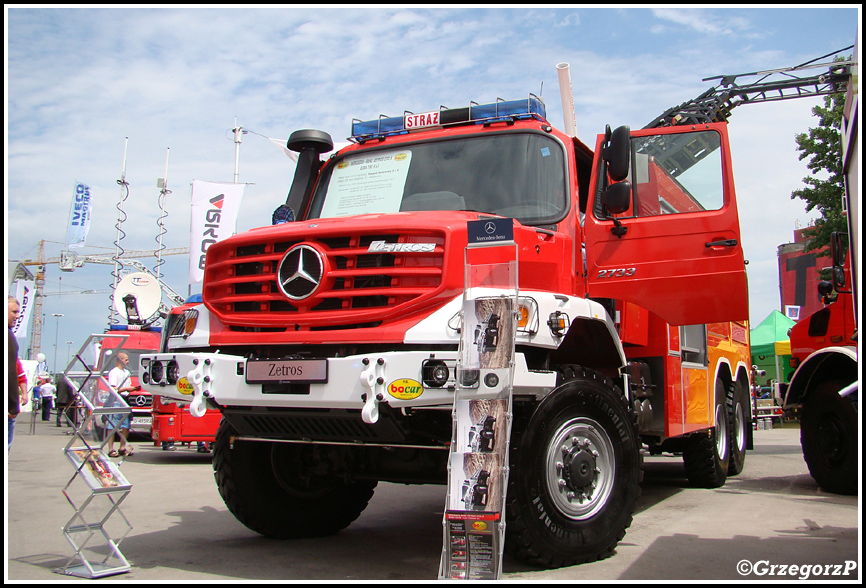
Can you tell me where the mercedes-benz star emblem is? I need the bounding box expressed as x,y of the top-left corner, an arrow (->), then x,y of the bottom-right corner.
135,395 -> 148,407
277,244 -> 324,300
485,221 -> 497,234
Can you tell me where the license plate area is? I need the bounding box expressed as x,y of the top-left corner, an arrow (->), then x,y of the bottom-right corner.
245,359 -> 328,384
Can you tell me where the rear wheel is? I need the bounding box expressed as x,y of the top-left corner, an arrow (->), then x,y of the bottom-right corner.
213,419 -> 377,538
683,377 -> 729,488
800,381 -> 857,495
727,379 -> 748,476
506,366 -> 642,568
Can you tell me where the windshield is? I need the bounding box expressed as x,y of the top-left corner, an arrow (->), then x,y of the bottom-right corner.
307,132 -> 568,225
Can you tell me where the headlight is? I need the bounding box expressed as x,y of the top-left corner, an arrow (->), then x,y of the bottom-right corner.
151,360 -> 165,385
422,359 -> 450,388
166,360 -> 180,385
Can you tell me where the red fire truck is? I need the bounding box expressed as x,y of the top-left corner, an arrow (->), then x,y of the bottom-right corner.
139,49 -> 852,570
93,327 -> 161,438
150,297 -> 222,448
782,60 -> 858,496
141,86 -> 758,567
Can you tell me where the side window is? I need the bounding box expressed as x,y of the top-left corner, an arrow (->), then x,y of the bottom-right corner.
632,131 -> 724,217
680,324 -> 708,365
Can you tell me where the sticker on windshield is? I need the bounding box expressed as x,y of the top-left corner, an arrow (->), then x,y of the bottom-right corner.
319,149 -> 412,218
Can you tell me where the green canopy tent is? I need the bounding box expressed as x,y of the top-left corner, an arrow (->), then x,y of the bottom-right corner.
750,310 -> 797,387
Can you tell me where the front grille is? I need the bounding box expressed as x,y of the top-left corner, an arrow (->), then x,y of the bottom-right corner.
203,230 -> 446,329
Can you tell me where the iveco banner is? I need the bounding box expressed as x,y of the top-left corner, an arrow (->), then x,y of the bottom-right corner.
188,180 -> 245,285
66,182 -> 92,250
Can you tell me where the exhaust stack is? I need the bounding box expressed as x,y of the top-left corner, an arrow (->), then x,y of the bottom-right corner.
556,62 -> 577,137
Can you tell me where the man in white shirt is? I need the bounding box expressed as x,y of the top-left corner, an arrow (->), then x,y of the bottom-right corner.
38,374 -> 56,421
106,352 -> 139,457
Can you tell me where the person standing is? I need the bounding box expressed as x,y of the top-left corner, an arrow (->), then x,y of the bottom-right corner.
55,376 -> 75,428
38,374 -> 56,421
106,352 -> 139,457
8,296 -> 29,451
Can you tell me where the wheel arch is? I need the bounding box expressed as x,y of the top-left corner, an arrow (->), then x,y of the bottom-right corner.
549,315 -> 626,375
784,347 -> 857,409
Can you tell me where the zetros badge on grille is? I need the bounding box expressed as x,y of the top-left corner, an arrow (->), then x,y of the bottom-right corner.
246,359 -> 328,384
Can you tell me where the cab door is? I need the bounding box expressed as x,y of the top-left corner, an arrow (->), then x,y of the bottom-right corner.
584,123 -> 748,326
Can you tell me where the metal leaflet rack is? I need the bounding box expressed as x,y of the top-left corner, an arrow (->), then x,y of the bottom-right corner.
439,218 -> 517,581
55,333 -> 133,579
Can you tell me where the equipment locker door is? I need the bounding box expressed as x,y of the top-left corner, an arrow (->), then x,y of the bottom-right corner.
584,123 -> 748,326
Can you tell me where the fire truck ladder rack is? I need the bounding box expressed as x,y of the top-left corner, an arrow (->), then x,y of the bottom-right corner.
56,333 -> 134,579
645,46 -> 854,129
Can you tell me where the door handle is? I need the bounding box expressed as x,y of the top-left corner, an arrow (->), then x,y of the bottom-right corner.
705,239 -> 737,248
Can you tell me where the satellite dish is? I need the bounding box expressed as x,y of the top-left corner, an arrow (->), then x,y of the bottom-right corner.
114,272 -> 162,324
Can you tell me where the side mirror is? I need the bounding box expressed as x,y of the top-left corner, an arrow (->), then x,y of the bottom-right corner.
601,181 -> 631,215
832,266 -> 846,291
830,231 -> 845,267
817,280 -> 834,297
603,125 -> 631,182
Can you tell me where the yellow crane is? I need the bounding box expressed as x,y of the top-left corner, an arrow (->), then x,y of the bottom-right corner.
10,240 -> 188,358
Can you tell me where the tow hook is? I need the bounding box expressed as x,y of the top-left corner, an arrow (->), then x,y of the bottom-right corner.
360,357 -> 386,424
186,358 -> 213,417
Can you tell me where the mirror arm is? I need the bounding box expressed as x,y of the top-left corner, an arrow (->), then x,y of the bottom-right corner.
602,205 -> 628,237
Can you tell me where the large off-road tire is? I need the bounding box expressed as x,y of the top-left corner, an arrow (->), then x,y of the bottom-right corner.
726,379 -> 749,476
683,377 -> 729,488
213,419 -> 377,538
506,366 -> 642,568
800,381 -> 857,495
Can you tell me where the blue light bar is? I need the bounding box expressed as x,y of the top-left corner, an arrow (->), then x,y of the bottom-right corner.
350,95 -> 547,141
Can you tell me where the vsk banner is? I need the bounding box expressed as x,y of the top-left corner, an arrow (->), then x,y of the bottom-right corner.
13,279 -> 36,340
188,180 -> 246,285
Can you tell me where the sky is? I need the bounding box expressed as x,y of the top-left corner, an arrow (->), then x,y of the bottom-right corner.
5,6 -> 861,369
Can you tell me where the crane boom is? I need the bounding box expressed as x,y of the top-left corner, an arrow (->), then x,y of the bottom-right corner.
645,49 -> 853,129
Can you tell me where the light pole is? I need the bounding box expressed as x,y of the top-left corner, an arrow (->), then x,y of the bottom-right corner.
66,341 -> 73,370
52,313 -> 64,374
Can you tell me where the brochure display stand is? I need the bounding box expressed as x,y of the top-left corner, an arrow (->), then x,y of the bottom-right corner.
55,333 -> 133,579
439,219 -> 517,580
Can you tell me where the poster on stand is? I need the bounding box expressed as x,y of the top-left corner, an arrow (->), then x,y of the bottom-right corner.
442,511 -> 502,580
66,449 -> 131,491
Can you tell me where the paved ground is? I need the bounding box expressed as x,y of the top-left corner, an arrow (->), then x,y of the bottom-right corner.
5,415 -> 860,582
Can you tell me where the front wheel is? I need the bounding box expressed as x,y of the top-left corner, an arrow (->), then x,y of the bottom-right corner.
213,419 -> 377,538
506,366 -> 642,568
800,382 -> 857,495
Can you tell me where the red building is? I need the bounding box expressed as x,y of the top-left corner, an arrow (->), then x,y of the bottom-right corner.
777,227 -> 830,321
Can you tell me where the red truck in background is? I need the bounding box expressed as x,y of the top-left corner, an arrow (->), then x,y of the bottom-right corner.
93,327 -> 161,439
782,59 -> 858,497
150,296 -> 221,448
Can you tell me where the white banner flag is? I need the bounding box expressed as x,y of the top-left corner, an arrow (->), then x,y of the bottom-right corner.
66,182 -> 92,249
189,180 -> 246,285
13,279 -> 36,340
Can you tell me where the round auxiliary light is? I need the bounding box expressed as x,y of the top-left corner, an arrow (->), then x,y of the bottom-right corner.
422,359 -> 450,388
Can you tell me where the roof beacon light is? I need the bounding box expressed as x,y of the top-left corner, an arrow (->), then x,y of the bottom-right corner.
350,95 -> 547,142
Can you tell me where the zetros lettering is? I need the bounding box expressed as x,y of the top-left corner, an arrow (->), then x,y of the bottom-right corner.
198,194 -> 225,270
269,363 -> 304,377
368,241 -> 436,253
